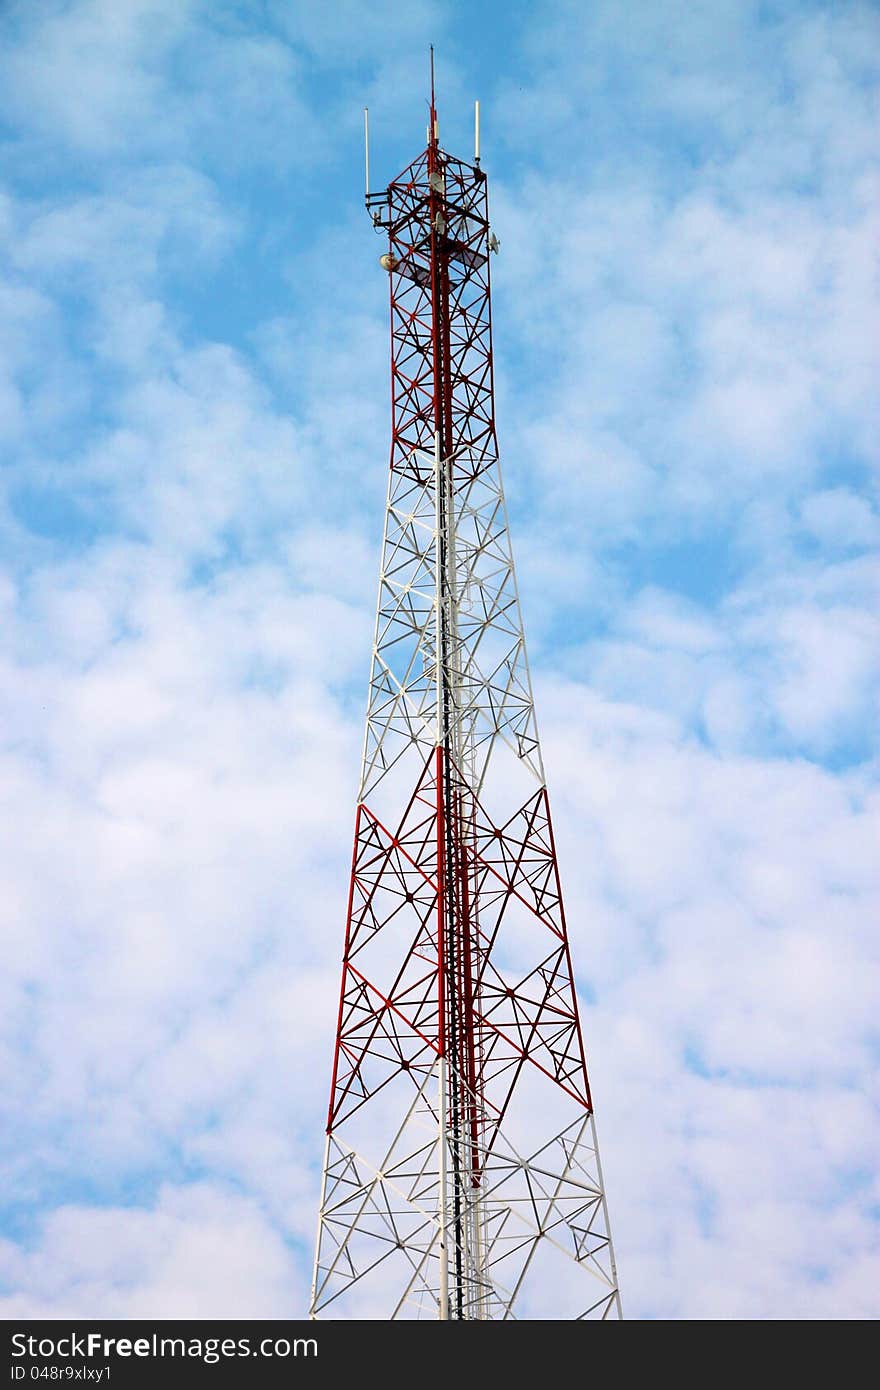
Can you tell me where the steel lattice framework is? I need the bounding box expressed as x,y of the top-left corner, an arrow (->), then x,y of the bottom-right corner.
310,89 -> 621,1322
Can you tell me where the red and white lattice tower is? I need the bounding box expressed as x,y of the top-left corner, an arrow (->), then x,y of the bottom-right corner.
310,78 -> 621,1321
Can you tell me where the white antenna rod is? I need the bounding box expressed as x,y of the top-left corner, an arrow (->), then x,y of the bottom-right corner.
364,107 -> 370,198
475,100 -> 481,162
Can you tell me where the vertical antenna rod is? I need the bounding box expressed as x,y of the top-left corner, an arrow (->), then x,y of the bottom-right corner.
363,107 -> 370,199
474,100 -> 480,163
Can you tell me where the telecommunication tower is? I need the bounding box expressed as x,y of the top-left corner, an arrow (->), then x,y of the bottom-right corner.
310,69 -> 621,1321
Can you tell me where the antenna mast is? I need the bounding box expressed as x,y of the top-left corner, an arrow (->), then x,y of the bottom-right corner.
311,72 -> 622,1323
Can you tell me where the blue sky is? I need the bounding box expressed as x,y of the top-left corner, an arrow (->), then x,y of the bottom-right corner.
0,0 -> 877,1319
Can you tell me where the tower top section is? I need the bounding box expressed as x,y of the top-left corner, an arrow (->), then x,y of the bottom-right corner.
363,52 -> 484,229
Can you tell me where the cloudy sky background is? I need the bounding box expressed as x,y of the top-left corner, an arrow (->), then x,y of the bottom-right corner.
0,0 -> 877,1319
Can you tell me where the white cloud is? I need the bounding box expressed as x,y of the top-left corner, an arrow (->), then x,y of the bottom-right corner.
0,1184 -> 305,1319
488,2 -> 879,560
0,0 -> 192,157
0,0 -> 324,171
799,487 -> 879,551
10,167 -> 236,287
540,679 -> 879,1317
566,559 -> 878,758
